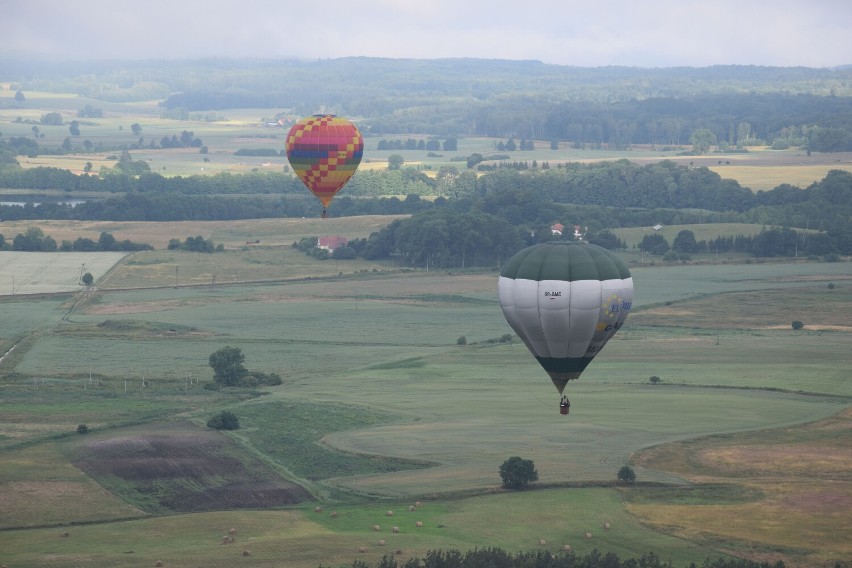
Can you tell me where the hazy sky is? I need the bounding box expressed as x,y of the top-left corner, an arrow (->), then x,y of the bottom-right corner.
5,0 -> 851,68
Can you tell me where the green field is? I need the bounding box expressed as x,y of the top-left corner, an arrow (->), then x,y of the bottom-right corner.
1,230 -> 850,567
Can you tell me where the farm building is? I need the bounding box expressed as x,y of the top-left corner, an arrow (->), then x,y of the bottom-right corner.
317,235 -> 348,252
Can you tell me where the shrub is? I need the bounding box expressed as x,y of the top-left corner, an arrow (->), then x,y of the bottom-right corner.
457,336 -> 467,346
791,320 -> 804,330
649,376 -> 661,384
207,411 -> 240,430
76,424 -> 88,434
828,282 -> 835,290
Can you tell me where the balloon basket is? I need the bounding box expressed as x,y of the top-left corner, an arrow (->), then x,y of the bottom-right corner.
559,405 -> 570,415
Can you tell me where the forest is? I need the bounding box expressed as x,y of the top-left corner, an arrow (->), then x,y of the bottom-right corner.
3,58 -> 852,148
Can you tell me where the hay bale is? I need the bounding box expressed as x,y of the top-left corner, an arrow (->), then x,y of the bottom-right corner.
392,526 -> 400,533
378,539 -> 386,546
314,506 -> 323,513
415,521 -> 423,528
154,562 -> 164,567
330,511 -> 339,518
415,501 -> 422,507
584,532 -> 593,539
372,524 -> 381,531
242,550 -> 251,557
408,505 -> 416,511
61,531 -> 69,538
603,522 -> 611,529
222,536 -> 230,544
358,547 -> 367,553
539,539 -> 547,546
394,549 -> 403,555
386,510 -> 394,516
229,528 -> 237,535
563,545 -> 572,552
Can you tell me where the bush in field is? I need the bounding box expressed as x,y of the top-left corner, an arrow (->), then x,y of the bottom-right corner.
457,336 -> 467,345
791,320 -> 804,330
81,272 -> 94,286
76,424 -> 89,434
649,376 -> 661,384
207,411 -> 240,430
617,465 -> 636,484
499,456 -> 538,489
209,347 -> 282,387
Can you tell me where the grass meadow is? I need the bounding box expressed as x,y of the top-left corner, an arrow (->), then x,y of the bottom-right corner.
1,230 -> 850,567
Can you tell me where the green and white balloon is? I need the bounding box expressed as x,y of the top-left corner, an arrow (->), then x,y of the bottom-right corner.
498,242 -> 633,394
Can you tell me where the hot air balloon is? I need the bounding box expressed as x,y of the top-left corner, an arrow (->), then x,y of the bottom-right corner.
497,241 -> 633,414
285,114 -> 364,217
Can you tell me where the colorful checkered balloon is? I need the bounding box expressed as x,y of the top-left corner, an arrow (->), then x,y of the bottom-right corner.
285,115 -> 364,215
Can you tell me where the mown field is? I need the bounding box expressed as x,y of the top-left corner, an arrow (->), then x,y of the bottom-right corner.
1,225 -> 850,568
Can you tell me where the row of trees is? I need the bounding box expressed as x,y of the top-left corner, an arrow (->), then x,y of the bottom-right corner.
167,235 -> 223,252
640,228 -> 841,258
331,548 -> 787,568
0,157 -> 847,217
0,228 -> 152,252
376,138 -> 456,151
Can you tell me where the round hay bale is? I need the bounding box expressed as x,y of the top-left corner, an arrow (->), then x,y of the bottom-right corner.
358,547 -> 367,553
408,505 -> 416,511
395,549 -> 403,555
154,562 -> 164,567
378,539 -> 386,546
372,524 -> 381,531
222,536 -> 230,544
415,501 -> 422,507
229,528 -> 237,535
603,522 -> 611,529
330,511 -> 339,518
61,531 -> 69,538
415,521 -> 423,528
563,544 -> 572,552
242,550 -> 251,557
392,526 -> 400,533
314,506 -> 323,513
539,539 -> 547,546
386,510 -> 394,516
584,532 -> 593,539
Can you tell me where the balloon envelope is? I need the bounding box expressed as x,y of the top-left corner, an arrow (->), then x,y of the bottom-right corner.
285,114 -> 364,209
498,242 -> 633,393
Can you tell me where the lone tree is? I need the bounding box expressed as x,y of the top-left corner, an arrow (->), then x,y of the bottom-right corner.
791,320 -> 804,330
649,375 -> 661,385
209,346 -> 247,386
81,272 -> 94,286
617,465 -> 636,484
499,456 -> 538,489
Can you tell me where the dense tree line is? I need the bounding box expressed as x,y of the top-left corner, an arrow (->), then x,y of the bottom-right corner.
0,228 -> 152,252
0,162 -> 849,258
333,547 -> 787,568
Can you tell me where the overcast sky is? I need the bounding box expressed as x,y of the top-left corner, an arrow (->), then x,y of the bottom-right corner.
5,0 -> 851,68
